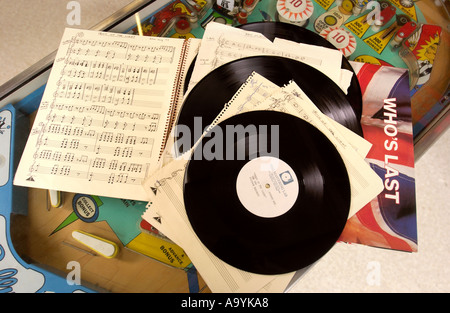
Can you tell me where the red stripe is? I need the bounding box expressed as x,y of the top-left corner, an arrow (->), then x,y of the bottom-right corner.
356,204 -> 413,251
356,63 -> 380,96
362,124 -> 415,168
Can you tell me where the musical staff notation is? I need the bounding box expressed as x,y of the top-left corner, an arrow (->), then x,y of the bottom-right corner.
14,28 -> 196,200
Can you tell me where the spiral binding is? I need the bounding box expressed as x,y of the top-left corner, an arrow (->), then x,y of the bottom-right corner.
159,39 -> 192,159
207,72 -> 258,131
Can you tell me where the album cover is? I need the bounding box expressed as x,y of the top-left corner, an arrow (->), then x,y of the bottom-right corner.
339,62 -> 417,252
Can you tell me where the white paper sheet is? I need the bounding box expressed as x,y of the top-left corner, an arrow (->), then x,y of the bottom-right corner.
14,28 -> 200,201
187,22 -> 348,94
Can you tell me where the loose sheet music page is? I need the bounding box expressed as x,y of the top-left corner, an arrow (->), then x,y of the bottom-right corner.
186,22 -> 346,94
204,72 -> 381,218
142,157 -> 295,293
141,73 -> 382,293
14,28 -> 197,201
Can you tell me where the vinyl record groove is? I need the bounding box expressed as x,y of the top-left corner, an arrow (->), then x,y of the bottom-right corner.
238,21 -> 362,121
183,22 -> 362,125
176,55 -> 362,156
183,111 -> 351,274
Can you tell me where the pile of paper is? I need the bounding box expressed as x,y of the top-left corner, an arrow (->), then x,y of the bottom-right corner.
140,23 -> 383,293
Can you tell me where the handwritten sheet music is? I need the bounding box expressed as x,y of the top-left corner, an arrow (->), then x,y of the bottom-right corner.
141,72 -> 385,292
203,72 -> 382,218
210,72 -> 372,158
144,73 -> 382,249
141,73 -> 383,293
14,28 -> 199,201
186,22 -> 348,94
142,157 -> 295,293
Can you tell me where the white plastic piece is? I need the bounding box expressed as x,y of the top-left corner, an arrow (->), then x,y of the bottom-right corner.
49,190 -> 61,207
72,230 -> 118,258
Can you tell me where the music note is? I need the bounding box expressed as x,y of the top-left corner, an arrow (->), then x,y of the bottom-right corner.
53,151 -> 62,161
115,133 -> 124,144
50,164 -> 59,175
63,152 -> 75,162
116,173 -> 128,184
109,159 -> 118,170
93,157 -> 106,168
60,165 -> 71,176
126,136 -> 136,145
108,173 -> 115,184
14,27 -> 195,201
122,147 -> 133,158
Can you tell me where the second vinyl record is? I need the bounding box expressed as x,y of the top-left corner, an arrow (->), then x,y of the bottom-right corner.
238,21 -> 362,121
183,111 -> 351,275
176,55 -> 362,156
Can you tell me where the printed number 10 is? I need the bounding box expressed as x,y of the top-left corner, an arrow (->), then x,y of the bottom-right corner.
290,0 -> 303,7
332,32 -> 346,43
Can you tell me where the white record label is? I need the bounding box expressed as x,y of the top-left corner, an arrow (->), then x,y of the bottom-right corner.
236,156 -> 299,218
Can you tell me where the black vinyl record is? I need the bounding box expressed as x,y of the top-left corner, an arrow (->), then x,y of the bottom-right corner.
176,55 -> 362,156
240,21 -> 336,48
183,111 -> 351,275
183,22 -> 362,124
238,22 -> 362,125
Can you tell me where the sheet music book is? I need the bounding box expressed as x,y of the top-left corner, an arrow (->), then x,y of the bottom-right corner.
14,28 -> 200,201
